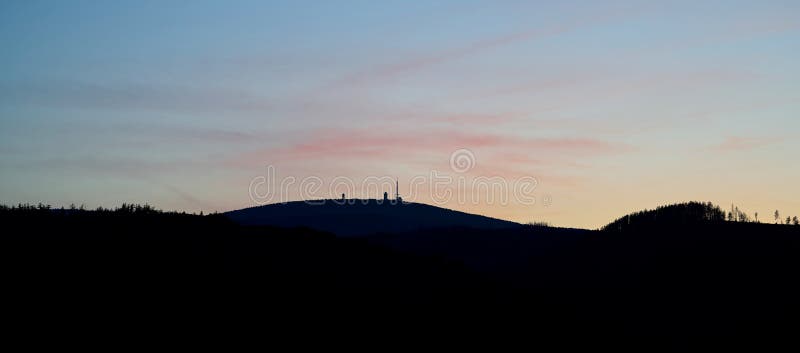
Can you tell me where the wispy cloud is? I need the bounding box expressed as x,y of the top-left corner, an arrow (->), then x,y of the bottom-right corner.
0,80 -> 272,115
431,113 -> 520,125
240,128 -> 630,170
623,14 -> 800,62
325,6 -> 645,89
11,156 -> 215,177
711,136 -> 785,152
68,121 -> 262,146
157,182 -> 215,211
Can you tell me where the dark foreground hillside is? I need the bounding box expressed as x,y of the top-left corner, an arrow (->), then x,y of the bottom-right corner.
3,204 -> 800,349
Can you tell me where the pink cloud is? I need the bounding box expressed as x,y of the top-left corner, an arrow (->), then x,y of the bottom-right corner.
237,128 -> 630,171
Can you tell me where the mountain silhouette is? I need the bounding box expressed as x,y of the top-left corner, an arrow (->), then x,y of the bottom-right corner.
224,199 -> 521,236
3,201 -> 800,348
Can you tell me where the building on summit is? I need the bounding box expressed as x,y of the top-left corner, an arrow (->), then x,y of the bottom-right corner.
382,179 -> 402,204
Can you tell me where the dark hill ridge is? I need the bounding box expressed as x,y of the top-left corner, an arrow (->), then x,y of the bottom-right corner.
4,201 -> 800,346
224,199 -> 521,236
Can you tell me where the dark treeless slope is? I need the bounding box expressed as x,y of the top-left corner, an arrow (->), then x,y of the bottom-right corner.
224,199 -> 521,236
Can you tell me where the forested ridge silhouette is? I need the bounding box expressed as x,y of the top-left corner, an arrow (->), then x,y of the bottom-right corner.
602,201 -> 727,231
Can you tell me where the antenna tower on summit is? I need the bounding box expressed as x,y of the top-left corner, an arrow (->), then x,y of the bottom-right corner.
395,179 -> 403,203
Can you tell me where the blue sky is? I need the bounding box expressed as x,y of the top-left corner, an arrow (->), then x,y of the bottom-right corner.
1,0 -> 798,227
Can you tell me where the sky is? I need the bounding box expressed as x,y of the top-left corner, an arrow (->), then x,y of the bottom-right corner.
1,0 -> 799,228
